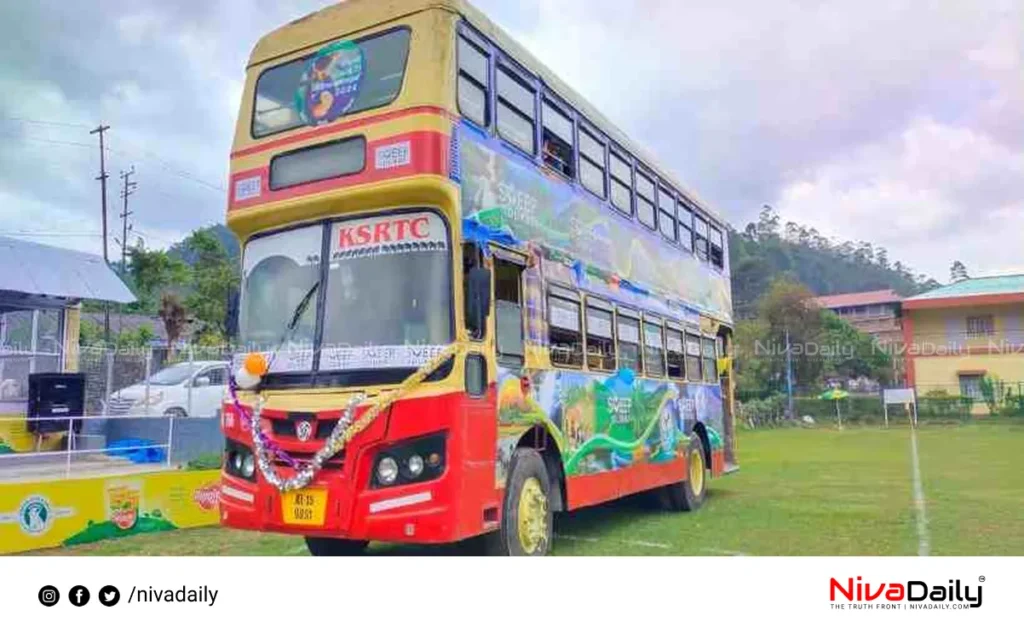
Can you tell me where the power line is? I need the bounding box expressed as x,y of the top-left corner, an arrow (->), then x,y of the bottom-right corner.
0,231 -> 102,237
7,135 -> 100,150
108,142 -> 225,192
0,116 -> 92,129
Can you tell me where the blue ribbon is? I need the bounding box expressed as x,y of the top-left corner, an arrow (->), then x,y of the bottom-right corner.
462,217 -> 520,256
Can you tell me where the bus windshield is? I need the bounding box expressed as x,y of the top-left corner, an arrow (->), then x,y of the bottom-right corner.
320,211 -> 451,371
237,211 -> 451,374
252,28 -> 411,138
238,224 -> 321,371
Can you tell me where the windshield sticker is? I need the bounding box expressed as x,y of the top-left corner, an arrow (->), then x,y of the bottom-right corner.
320,345 -> 446,371
295,39 -> 365,126
330,212 -> 448,261
232,346 -> 314,373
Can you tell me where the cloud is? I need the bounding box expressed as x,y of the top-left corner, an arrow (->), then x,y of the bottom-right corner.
0,0 -> 1020,282
479,0 -> 1024,279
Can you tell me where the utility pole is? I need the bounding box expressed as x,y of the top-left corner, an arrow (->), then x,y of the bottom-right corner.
118,166 -> 137,275
785,327 -> 794,419
91,123 -> 111,344
117,167 -> 137,334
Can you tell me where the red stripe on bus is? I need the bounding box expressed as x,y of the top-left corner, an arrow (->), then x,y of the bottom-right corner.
231,105 -> 451,158
228,130 -> 448,211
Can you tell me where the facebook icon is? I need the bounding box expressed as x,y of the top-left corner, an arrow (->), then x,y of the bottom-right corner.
69,585 -> 90,607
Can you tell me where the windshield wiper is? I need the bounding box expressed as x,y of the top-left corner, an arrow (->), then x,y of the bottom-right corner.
286,280 -> 320,332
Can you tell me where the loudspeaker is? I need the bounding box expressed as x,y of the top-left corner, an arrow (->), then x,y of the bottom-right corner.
26,373 -> 85,435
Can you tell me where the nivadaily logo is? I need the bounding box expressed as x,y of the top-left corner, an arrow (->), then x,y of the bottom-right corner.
830,576 -> 984,610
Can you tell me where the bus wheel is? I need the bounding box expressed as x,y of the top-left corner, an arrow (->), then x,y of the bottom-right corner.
489,448 -> 553,556
661,433 -> 707,512
303,536 -> 369,556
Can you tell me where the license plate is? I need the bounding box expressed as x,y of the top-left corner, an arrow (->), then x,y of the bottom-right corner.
281,489 -> 327,526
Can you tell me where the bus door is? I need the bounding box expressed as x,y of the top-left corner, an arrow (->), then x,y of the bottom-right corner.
490,246 -> 528,370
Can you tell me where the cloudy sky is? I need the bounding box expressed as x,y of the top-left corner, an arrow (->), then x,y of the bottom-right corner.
1,0 -> 1020,281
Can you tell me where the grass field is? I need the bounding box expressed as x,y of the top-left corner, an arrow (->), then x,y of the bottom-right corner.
28,424 -> 1024,556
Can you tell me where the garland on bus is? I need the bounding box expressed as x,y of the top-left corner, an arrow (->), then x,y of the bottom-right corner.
231,343 -> 464,492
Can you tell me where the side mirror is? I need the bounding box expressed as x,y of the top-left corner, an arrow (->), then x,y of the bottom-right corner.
466,265 -> 492,338
194,376 -> 211,387
225,289 -> 240,340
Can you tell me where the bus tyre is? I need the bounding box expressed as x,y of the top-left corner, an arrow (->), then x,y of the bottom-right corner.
304,536 -> 369,556
489,448 -> 553,556
662,433 -> 707,512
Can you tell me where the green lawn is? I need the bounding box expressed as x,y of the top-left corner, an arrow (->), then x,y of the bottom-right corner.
27,424 -> 1024,556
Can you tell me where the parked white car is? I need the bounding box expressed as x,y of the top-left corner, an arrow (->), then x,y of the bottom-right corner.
106,361 -> 229,418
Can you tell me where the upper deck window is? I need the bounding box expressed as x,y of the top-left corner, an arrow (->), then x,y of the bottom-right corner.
635,171 -> 656,230
457,35 -> 490,126
578,126 -> 606,198
252,28 -> 411,139
694,214 -> 710,261
678,201 -> 693,252
709,225 -> 725,269
609,151 -> 632,216
542,99 -> 574,179
658,187 -> 677,242
496,66 -> 536,154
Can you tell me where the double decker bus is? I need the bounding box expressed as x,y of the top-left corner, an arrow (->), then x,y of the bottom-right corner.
221,0 -> 737,556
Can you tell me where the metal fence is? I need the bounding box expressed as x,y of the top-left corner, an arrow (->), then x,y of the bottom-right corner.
78,345 -> 231,416
738,382 -> 1024,428
0,413 -> 222,482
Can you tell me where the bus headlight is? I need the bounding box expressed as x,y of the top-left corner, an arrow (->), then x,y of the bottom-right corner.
376,457 -> 399,486
224,439 -> 256,482
406,454 -> 425,478
241,454 -> 256,479
371,433 -> 446,488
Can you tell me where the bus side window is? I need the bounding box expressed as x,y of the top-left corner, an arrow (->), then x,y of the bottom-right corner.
616,312 -> 642,373
548,294 -> 583,368
585,300 -> 615,372
702,337 -> 718,383
542,99 -> 574,179
685,333 -> 702,381
457,35 -> 490,127
666,328 -> 684,379
494,258 -> 524,367
643,318 -> 665,377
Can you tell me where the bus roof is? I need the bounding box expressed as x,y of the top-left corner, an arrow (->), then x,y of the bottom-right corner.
249,0 -> 728,228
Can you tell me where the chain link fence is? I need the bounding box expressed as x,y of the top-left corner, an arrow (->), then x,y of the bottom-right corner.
78,344 -> 232,416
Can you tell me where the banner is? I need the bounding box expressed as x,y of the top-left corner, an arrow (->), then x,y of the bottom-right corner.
458,124 -> 733,323
0,470 -> 220,554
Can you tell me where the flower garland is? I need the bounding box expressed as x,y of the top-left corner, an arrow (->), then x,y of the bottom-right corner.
238,342 -> 464,492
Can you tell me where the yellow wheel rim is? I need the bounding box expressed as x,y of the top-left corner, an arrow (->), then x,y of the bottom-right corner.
517,477 -> 548,554
690,447 -> 705,496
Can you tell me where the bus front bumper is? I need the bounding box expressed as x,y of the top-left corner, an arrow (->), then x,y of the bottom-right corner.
219,471 -> 462,544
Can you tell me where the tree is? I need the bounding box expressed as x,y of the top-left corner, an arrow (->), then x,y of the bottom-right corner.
158,294 -> 189,359
127,240 -> 190,313
819,311 -> 893,384
181,227 -> 240,340
950,260 -> 970,283
758,278 -> 824,390
733,318 -> 774,398
875,247 -> 889,270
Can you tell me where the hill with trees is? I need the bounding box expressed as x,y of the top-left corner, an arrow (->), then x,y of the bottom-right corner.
729,206 -> 940,318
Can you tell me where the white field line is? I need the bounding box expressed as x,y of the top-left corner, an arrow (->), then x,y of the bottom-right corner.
555,533 -> 670,550
701,548 -> 749,556
909,425 -> 931,556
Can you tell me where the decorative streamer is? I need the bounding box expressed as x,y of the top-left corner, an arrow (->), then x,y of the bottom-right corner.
235,342 -> 465,492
